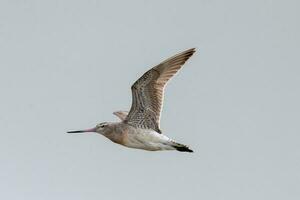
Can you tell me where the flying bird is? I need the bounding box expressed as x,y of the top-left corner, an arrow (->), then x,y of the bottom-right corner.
68,48 -> 196,152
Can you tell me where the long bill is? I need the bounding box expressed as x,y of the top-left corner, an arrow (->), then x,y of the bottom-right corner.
67,127 -> 96,133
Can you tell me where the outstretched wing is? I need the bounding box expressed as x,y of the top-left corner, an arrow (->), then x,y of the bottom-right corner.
125,48 -> 196,133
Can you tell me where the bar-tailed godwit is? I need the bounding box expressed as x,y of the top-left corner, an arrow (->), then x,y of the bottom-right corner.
68,48 -> 196,152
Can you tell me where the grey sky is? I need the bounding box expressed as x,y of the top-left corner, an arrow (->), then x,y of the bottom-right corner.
0,0 -> 299,199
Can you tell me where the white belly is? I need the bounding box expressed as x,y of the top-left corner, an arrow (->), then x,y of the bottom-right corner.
122,129 -> 175,151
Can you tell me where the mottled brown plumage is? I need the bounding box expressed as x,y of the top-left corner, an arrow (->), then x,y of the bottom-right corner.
125,48 -> 196,133
68,48 -> 196,152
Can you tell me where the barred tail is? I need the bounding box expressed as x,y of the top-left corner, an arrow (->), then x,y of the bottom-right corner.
172,142 -> 193,153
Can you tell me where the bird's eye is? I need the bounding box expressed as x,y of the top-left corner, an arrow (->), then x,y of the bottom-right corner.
98,123 -> 106,128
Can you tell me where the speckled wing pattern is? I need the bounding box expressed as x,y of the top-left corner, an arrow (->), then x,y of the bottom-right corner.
125,48 -> 196,133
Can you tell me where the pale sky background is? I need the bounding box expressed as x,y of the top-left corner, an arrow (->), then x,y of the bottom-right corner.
0,0 -> 299,199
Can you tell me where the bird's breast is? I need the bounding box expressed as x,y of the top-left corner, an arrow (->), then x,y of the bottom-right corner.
104,127 -> 130,145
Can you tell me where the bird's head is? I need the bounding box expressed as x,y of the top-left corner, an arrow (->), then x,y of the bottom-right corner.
67,122 -> 111,135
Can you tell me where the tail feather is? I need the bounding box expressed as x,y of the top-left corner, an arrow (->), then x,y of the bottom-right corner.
172,142 -> 193,153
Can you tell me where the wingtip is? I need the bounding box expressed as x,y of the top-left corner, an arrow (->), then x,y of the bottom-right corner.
182,47 -> 196,52
187,47 -> 196,52
181,48 -> 197,57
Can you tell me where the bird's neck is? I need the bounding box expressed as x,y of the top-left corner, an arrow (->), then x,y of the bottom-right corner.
102,122 -> 125,145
